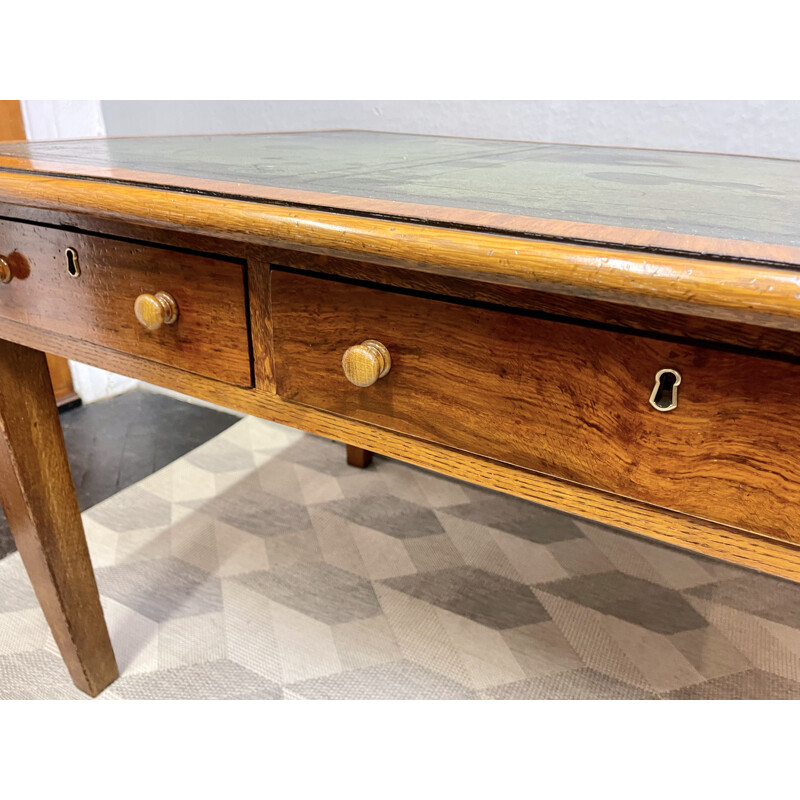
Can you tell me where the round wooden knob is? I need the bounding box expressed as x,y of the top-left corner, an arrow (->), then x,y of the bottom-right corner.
134,291 -> 179,330
342,340 -> 391,387
0,255 -> 13,284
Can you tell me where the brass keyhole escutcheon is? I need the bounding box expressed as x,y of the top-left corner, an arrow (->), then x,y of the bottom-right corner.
649,368 -> 681,412
65,247 -> 81,278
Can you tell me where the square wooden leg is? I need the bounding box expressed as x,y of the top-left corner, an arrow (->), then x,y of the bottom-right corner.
0,339 -> 118,696
346,444 -> 373,469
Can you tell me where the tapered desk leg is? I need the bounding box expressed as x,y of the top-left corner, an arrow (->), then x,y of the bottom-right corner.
0,339 -> 118,696
346,444 -> 373,469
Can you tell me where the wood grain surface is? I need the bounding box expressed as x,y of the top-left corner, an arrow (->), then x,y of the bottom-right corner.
272,269 -> 800,544
267,246 -> 800,359
1,174 -> 800,333
3,133 -> 800,693
0,219 -> 252,386
0,101 -> 25,142
341,340 -> 392,387
0,339 -> 118,695
0,102 -> 79,406
1,131 -> 800,265
3,201 -> 800,361
0,310 -> 796,581
45,352 -> 80,408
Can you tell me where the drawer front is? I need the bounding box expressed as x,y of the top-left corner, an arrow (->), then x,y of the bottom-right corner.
272,269 -> 800,543
0,221 -> 251,386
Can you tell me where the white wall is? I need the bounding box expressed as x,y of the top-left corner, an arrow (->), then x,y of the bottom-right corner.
101,100 -> 800,160
22,100 -> 106,141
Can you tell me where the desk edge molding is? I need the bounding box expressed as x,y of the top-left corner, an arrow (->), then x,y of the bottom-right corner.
1,173 -> 800,333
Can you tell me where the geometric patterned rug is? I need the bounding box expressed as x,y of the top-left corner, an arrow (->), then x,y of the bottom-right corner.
2,416 -> 800,700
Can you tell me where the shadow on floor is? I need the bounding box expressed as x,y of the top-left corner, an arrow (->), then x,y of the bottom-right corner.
0,389 -> 239,560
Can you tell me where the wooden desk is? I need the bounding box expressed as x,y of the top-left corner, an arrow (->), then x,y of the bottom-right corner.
0,131 -> 799,696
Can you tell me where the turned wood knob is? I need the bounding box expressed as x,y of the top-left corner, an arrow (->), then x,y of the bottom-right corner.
134,291 -> 179,330
0,255 -> 12,284
342,340 -> 392,387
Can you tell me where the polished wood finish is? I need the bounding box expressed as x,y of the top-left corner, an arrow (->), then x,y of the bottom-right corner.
6,201 -> 800,361
346,444 -> 373,469
0,339 -> 118,695
341,340 -> 392,387
0,307 -> 798,580
45,352 -> 80,409
0,100 -> 25,142
0,220 -> 252,386
0,101 -> 78,408
2,131 -> 800,266
2,174 -> 800,333
0,309 -> 797,581
273,269 -> 800,544
268,247 -> 800,360
2,131 -> 800,693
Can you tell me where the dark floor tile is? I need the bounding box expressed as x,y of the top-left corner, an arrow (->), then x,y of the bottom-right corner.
0,389 -> 238,561
0,525 -> 19,561
443,493 -> 584,544
322,495 -> 445,539
181,473 -> 311,537
274,435 -> 359,477
545,572 -> 708,635
95,557 -> 222,623
687,574 -> 800,627
481,668 -> 657,700
663,669 -> 800,700
382,567 -> 551,630
235,563 -> 382,625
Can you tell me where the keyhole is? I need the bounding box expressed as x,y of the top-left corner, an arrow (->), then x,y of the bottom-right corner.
649,368 -> 681,412
65,247 -> 81,278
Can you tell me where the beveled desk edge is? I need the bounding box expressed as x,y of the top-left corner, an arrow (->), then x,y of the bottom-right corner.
1,173 -> 800,333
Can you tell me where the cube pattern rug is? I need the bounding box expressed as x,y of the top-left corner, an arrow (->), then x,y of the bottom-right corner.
2,417 -> 800,700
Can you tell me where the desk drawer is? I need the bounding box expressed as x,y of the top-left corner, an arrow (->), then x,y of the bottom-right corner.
0,221 -> 251,386
272,269 -> 800,543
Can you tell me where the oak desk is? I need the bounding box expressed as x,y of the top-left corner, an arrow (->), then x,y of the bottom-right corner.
0,131 -> 799,696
